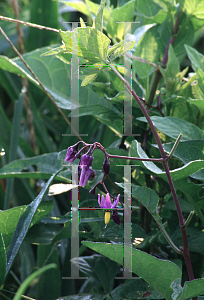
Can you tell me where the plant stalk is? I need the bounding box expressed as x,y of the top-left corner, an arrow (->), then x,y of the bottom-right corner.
109,64 -> 196,284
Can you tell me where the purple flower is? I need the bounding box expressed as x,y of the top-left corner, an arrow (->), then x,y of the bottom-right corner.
80,154 -> 93,168
98,193 -> 120,225
79,166 -> 95,187
98,193 -> 120,209
78,152 -> 95,187
65,143 -> 79,164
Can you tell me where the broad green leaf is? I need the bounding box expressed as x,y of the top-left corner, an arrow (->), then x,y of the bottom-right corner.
196,67 -> 204,94
134,25 -> 162,78
177,278 -> 204,300
115,183 -> 161,224
106,1 -> 135,40
0,153 -> 71,181
40,44 -> 66,57
130,140 -> 204,182
180,0 -> 204,19
36,245 -> 61,299
59,1 -> 92,18
13,264 -> 56,300
82,242 -> 181,300
6,168 -> 63,276
0,201 -> 54,250
111,279 -> 164,300
0,48 -> 73,110
185,44 -> 204,72
60,27 -> 111,61
92,0 -> 106,32
174,178 -> 204,224
137,116 -> 204,140
154,140 -> 204,164
25,223 -> 64,245
68,105 -> 121,121
0,232 -> 6,287
108,40 -> 125,57
110,41 -> 135,61
135,0 -> 167,23
172,228 -> 204,256
71,254 -> 120,293
0,48 -> 111,113
81,72 -> 99,86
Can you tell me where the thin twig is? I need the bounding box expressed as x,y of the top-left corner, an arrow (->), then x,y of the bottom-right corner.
0,27 -> 83,141
0,16 -> 59,33
125,52 -> 159,69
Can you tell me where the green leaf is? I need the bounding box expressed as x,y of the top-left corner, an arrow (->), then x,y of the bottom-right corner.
111,279 -> 164,300
6,168 -> 63,276
13,264 -> 57,300
134,25 -> 162,78
185,44 -> 204,72
0,201 -> 54,251
81,72 -> 99,86
110,41 -> 135,61
71,254 -> 120,293
0,232 -> 6,287
115,183 -> 161,224
59,1 -> 92,18
137,116 -> 204,140
106,1 -> 135,40
36,245 -> 61,299
180,0 -> 204,19
135,0 -> 167,23
92,0 -> 106,32
130,140 -> 204,182
60,27 -> 111,61
68,105 -> 121,121
82,242 -> 181,300
25,223 -> 64,245
154,140 -> 204,165
177,278 -> 204,300
0,153 -> 70,181
172,228 -> 204,256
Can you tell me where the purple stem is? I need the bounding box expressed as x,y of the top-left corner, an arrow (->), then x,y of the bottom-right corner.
109,64 -> 195,284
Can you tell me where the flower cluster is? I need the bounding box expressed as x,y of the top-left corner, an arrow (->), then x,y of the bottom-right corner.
65,142 -> 121,225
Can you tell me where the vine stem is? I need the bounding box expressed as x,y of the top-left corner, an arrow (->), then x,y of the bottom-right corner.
109,64 -> 196,283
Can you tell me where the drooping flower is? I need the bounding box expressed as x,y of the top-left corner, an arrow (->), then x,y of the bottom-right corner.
65,142 -> 80,164
78,151 -> 95,187
98,193 -> 120,225
79,166 -> 95,187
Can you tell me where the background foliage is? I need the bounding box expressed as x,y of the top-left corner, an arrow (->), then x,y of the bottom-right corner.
1,0 -> 204,299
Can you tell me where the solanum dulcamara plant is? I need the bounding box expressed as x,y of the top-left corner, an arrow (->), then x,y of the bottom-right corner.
1,0 -> 204,299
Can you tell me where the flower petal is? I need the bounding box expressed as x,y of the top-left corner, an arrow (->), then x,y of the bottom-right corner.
112,194 -> 120,208
104,193 -> 112,208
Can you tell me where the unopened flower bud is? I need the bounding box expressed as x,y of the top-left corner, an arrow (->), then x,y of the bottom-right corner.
112,210 -> 121,225
103,156 -> 110,175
